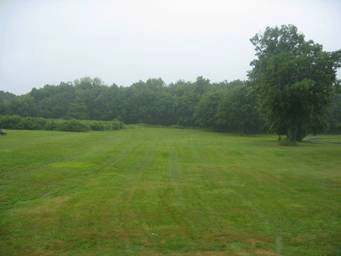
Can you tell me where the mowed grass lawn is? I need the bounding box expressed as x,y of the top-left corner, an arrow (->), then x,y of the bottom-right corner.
0,128 -> 340,256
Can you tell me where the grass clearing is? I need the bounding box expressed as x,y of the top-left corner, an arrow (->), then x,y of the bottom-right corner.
1,128 -> 341,255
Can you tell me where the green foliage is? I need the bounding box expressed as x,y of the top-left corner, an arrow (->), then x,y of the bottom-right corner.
249,24 -> 341,142
0,91 -> 15,115
194,81 -> 264,133
1,71 -> 340,136
58,119 -> 90,132
7,95 -> 36,116
194,87 -> 224,128
112,118 -> 124,130
325,94 -> 341,134
216,83 -> 264,134
335,80 -> 341,94
0,115 -> 124,132
122,78 -> 177,125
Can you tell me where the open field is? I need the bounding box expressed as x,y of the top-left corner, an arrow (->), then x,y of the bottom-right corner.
1,128 -> 341,255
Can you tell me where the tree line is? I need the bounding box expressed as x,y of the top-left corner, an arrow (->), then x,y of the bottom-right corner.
0,25 -> 340,141
0,77 -> 264,133
1,76 -> 340,134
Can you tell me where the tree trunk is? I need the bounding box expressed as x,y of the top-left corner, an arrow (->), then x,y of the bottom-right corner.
287,125 -> 306,143
287,127 -> 298,143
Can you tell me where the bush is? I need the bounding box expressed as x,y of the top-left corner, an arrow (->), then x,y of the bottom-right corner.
45,119 -> 58,130
112,118 -> 124,130
87,120 -> 113,131
0,115 -> 124,132
0,115 -> 25,129
58,119 -> 90,132
21,117 -> 47,130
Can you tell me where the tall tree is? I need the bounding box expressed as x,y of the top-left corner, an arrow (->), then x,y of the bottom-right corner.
248,24 -> 341,142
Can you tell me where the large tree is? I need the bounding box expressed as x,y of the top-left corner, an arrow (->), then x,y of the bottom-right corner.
248,24 -> 341,142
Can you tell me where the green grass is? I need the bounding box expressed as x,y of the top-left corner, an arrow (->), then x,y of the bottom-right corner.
1,128 -> 341,256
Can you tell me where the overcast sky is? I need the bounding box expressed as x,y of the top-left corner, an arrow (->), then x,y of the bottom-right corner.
1,0 -> 340,95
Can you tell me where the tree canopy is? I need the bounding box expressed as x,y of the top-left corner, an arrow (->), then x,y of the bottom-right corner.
248,24 -> 341,142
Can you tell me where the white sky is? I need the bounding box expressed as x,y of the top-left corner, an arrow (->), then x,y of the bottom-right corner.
1,0 -> 340,95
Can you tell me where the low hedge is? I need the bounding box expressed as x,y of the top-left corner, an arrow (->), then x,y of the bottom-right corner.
0,115 -> 124,132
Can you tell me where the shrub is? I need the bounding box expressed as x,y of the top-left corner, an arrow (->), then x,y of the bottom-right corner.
87,121 -> 112,131
112,119 -> 124,130
0,115 -> 124,132
0,115 -> 24,129
58,119 -> 90,132
45,119 -> 58,130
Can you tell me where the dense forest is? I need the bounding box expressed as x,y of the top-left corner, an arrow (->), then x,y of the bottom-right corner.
0,76 -> 340,134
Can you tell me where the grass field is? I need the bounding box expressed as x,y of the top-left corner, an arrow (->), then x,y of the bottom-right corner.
1,128 -> 341,256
